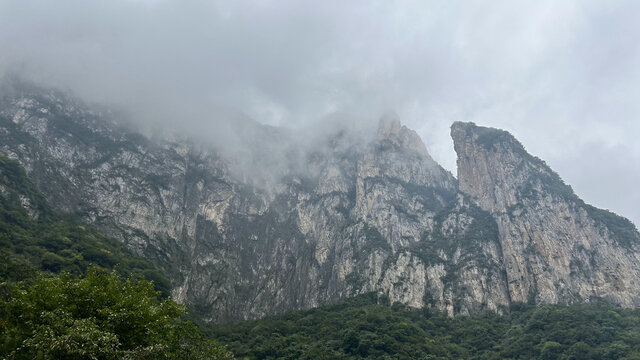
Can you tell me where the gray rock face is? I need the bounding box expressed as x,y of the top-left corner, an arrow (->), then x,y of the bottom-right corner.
0,83 -> 638,322
452,121 -> 640,306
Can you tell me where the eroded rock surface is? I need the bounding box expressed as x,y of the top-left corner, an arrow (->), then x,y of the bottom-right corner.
1,83 -> 638,322
452,121 -> 640,306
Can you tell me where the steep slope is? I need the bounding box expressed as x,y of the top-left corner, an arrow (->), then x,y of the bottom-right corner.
0,83 -> 511,321
0,152 -> 171,294
452,121 -> 640,306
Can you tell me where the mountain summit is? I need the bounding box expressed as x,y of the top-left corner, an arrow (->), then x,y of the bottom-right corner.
452,121 -> 640,306
376,113 -> 431,159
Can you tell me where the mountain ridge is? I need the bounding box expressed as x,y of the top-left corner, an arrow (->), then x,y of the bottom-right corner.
1,83 -> 639,322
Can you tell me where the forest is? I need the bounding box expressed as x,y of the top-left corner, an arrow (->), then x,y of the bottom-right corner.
208,293 -> 640,359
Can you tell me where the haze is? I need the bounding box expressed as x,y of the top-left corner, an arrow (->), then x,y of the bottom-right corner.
0,0 -> 638,226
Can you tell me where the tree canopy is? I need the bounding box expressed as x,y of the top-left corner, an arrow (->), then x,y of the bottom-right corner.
0,268 -> 232,359
208,293 -> 640,360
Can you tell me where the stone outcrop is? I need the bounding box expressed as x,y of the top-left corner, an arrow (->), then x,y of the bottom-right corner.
452,121 -> 640,306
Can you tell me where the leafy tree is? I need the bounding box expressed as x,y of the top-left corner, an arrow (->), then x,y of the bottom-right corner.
540,341 -> 563,360
0,268 -> 233,359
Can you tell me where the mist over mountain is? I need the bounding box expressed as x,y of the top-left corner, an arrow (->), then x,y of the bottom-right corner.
1,0 -> 639,227
1,82 -> 639,324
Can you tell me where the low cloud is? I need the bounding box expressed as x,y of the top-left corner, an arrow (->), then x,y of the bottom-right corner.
1,0 -> 639,225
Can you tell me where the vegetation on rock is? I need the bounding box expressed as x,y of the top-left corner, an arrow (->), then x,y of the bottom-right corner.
0,153 -> 232,359
0,153 -> 170,294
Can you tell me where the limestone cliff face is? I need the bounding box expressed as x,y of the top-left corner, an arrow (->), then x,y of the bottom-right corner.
1,82 -> 638,322
452,121 -> 640,306
0,85 -> 511,321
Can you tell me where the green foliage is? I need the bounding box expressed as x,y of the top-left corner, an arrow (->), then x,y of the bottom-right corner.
361,223 -> 390,252
0,152 -> 171,295
0,268 -> 233,359
457,122 -> 527,156
518,169 -> 577,204
0,152 -> 231,358
413,196 -> 500,272
474,126 -> 522,152
367,176 -> 456,212
583,204 -> 639,249
206,294 -> 640,360
518,166 -> 639,249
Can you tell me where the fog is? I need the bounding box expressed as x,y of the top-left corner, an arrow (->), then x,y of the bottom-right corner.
1,0 -> 639,226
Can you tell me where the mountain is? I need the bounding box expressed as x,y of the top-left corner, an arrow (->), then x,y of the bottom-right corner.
1,82 -> 639,322
452,121 -> 640,306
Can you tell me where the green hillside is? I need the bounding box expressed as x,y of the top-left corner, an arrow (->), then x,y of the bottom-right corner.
0,152 -> 170,294
0,152 -> 232,359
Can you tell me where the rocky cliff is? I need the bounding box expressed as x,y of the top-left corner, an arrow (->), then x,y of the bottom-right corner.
452,121 -> 640,306
0,82 -> 638,322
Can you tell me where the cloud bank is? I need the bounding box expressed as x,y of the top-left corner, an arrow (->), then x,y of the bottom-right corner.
1,0 -> 639,225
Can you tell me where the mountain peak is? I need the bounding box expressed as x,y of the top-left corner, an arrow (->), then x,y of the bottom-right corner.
377,112 -> 402,135
376,114 -> 430,159
451,121 -> 574,210
451,121 -> 526,154
451,121 -> 640,306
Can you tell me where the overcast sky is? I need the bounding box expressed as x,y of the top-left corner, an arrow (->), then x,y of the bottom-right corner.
1,0 -> 639,226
